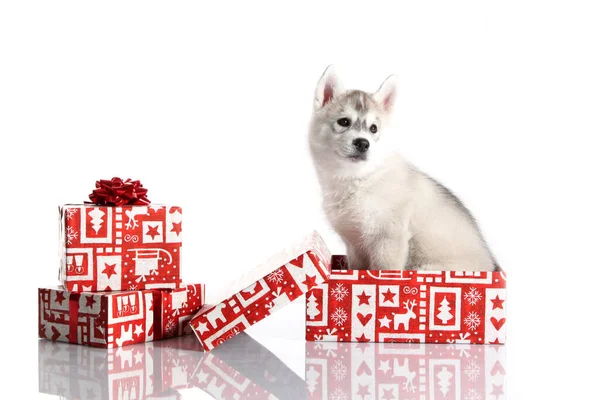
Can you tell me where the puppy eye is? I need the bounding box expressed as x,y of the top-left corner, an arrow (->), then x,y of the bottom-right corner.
370,124 -> 378,134
337,118 -> 351,127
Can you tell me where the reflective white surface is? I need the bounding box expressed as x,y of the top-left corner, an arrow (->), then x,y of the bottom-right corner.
38,331 -> 505,399
3,1 -> 600,399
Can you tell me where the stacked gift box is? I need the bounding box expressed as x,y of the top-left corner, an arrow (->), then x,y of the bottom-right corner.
38,178 -> 205,348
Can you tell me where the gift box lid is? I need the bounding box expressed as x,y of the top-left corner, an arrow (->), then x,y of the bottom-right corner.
190,230 -> 332,350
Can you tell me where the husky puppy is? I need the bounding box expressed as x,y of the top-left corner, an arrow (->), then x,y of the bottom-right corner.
309,66 -> 498,271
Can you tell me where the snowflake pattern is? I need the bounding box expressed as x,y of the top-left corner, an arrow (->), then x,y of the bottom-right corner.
329,387 -> 348,400
464,287 -> 482,306
464,388 -> 483,400
331,359 -> 347,381
165,318 -> 177,336
331,283 -> 349,302
65,208 -> 78,220
267,269 -> 284,284
464,311 -> 481,331
65,226 -> 78,245
463,359 -> 481,382
330,307 -> 348,326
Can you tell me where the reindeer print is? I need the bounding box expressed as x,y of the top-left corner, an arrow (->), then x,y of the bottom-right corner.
115,324 -> 133,347
392,299 -> 417,330
115,346 -> 134,369
392,357 -> 416,392
125,207 -> 148,230
206,376 -> 226,399
205,303 -> 227,329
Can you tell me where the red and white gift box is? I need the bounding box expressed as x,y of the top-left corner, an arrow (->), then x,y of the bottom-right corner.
305,340 -> 506,400
38,283 -> 204,348
306,255 -> 507,344
38,335 -> 204,399
59,204 -> 183,292
190,231 -> 332,351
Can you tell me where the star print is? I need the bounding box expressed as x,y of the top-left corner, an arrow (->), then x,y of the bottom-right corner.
134,324 -> 144,337
355,341 -> 371,353
54,291 -> 66,305
357,291 -> 371,305
356,383 -> 371,399
381,388 -> 396,400
195,369 -> 209,384
102,263 -> 117,279
146,224 -> 160,239
302,274 -> 318,290
195,322 -> 209,335
491,295 -> 505,310
379,315 -> 392,328
134,351 -> 144,364
171,221 -> 182,236
381,288 -> 396,303
356,333 -> 370,342
489,338 -> 502,345
85,295 -> 96,308
379,359 -> 391,374
491,383 -> 504,398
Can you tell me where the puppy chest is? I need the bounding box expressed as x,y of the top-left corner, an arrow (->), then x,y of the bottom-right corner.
324,191 -> 398,236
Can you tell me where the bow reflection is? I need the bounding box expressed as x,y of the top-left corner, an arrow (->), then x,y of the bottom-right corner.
305,341 -> 506,400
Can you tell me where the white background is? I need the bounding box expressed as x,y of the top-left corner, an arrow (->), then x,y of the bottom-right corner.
1,1 -> 599,398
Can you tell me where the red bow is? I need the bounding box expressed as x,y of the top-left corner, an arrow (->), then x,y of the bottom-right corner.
88,177 -> 151,206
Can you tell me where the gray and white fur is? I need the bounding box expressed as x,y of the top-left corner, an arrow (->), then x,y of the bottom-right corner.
309,66 -> 498,271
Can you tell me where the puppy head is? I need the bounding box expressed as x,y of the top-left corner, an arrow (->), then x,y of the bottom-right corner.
309,66 -> 397,176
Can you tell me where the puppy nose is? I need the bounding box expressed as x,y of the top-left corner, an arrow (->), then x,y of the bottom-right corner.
352,138 -> 370,153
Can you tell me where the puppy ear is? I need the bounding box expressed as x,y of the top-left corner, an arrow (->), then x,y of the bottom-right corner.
373,75 -> 397,113
314,65 -> 344,111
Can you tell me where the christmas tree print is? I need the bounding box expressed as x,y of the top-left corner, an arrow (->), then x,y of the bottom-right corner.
437,366 -> 453,396
437,296 -> 453,324
306,366 -> 320,395
307,293 -> 320,320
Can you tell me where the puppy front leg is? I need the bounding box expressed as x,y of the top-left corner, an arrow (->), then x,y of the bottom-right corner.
346,244 -> 369,270
369,236 -> 410,270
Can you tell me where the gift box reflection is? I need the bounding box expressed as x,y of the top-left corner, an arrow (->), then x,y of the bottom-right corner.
306,341 -> 506,400
39,332 -> 307,400
193,332 -> 306,399
38,335 -> 204,400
